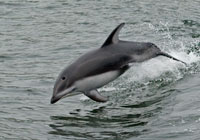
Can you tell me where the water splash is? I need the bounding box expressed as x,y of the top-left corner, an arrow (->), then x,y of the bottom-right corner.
125,22 -> 200,85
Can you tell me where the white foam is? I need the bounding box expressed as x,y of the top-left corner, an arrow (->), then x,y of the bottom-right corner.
99,87 -> 117,92
169,51 -> 200,64
126,49 -> 200,83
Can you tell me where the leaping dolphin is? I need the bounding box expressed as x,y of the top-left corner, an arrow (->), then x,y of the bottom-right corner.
51,23 -> 186,104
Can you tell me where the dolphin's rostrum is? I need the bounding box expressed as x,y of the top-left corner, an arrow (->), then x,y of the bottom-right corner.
51,23 -> 186,104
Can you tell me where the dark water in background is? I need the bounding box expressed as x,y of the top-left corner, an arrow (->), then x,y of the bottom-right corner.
0,0 -> 200,139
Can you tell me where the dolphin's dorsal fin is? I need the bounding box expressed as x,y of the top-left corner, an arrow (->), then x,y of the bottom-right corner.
101,23 -> 125,48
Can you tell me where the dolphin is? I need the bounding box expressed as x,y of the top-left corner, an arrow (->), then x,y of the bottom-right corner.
51,23 -> 186,104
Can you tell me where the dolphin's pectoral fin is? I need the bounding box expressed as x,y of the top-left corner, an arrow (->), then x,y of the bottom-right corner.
101,23 -> 125,47
84,90 -> 108,102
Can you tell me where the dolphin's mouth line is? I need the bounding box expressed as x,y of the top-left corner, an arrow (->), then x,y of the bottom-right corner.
51,86 -> 77,104
58,86 -> 76,97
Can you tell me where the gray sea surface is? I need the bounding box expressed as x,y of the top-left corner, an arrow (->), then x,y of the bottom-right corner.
0,0 -> 200,139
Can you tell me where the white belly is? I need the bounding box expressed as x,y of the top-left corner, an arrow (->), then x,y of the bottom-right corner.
75,70 -> 120,91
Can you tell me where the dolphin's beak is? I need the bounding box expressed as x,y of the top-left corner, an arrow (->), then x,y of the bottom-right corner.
51,86 -> 76,104
51,95 -> 61,104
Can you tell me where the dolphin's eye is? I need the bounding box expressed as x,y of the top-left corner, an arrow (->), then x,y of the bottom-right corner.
62,77 -> 66,80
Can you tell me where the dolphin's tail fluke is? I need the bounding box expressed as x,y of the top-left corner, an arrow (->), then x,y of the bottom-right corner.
158,52 -> 187,65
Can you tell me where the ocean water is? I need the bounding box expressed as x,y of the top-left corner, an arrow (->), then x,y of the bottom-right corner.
0,0 -> 200,139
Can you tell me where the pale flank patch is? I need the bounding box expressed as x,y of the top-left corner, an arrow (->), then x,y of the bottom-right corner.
75,70 -> 120,91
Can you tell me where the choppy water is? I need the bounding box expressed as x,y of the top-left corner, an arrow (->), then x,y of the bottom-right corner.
0,0 -> 200,139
